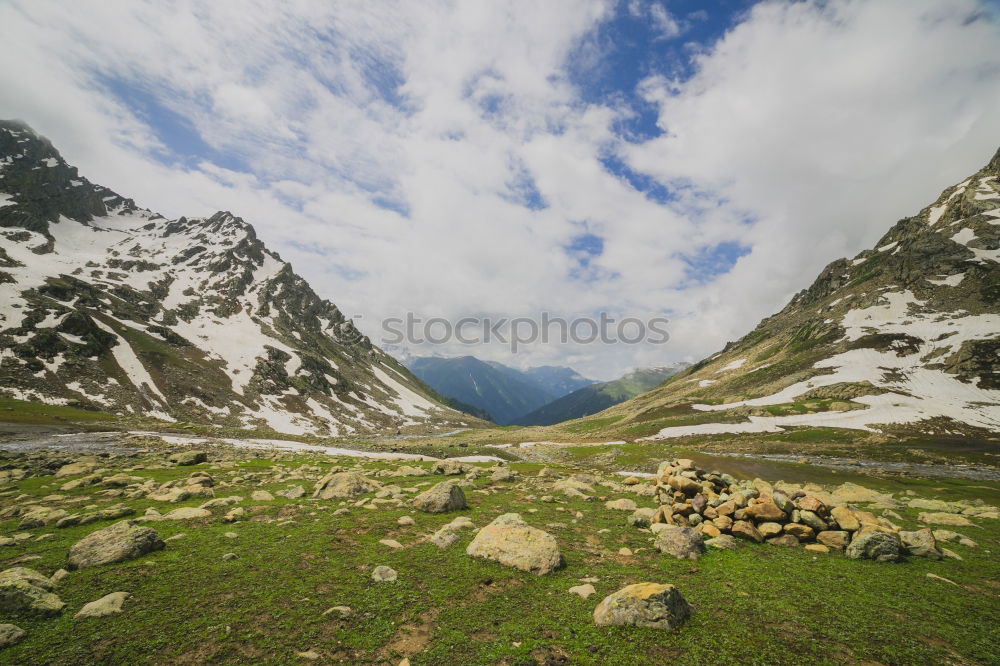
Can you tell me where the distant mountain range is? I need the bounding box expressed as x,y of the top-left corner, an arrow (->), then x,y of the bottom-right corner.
513,364 -> 690,426
405,356 -> 594,425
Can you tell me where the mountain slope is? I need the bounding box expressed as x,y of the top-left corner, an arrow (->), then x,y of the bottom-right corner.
0,120 -> 475,435
568,148 -> 1000,441
513,364 -> 689,426
406,356 -> 563,425
486,362 -> 594,400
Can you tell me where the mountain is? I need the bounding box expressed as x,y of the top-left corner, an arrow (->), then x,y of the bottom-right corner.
571,148 -> 1000,441
405,356 -> 593,425
513,364 -> 689,426
0,120 -> 476,436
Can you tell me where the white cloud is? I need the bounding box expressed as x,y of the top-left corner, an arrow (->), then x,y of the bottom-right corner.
0,0 -> 997,380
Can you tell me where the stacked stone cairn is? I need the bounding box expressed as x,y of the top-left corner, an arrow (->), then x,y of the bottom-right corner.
646,458 -> 937,562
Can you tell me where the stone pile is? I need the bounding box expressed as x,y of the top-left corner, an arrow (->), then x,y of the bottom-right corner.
645,458 -> 939,562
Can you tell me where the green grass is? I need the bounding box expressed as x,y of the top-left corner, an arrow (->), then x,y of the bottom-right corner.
0,398 -> 115,425
1,451 -> 998,664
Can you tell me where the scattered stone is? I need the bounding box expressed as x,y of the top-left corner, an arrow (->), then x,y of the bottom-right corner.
846,531 -> 902,563
705,535 -> 739,550
251,491 -> 274,501
68,521 -> 165,570
160,507 -> 211,521
55,462 -> 96,478
569,584 -> 597,599
804,544 -> 829,553
397,516 -> 415,526
74,591 -> 129,618
314,472 -> 379,500
618,547 -> 633,556
653,526 -> 705,560
0,624 -> 26,648
767,535 -> 800,547
412,482 -> 468,513
50,569 -> 69,585
900,529 -> 942,560
593,583 -> 692,630
466,513 -> 562,575
926,573 -> 958,586
280,485 -> 306,499
918,512 -> 974,527
322,605 -> 353,618
371,565 -> 398,582
628,508 -> 656,527
222,553 -> 238,561
605,498 -> 637,511
379,539 -> 403,549
169,451 -> 208,466
0,567 -> 65,616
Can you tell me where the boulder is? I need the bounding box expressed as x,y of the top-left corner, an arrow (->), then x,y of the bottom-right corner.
816,531 -> 849,549
160,507 -> 212,521
757,522 -> 783,538
918,512 -> 973,527
766,535 -> 800,547
593,583 -> 692,630
371,565 -> 397,582
431,460 -> 467,475
846,531 -> 903,563
653,526 -> 706,560
67,521 -> 165,569
628,508 -> 656,527
466,513 -> 562,575
830,506 -> 860,531
783,523 -> 814,540
313,472 -> 379,500
900,528 -> 943,560
55,462 -> 96,478
568,584 -> 597,599
831,482 -> 892,504
731,520 -> 764,543
147,487 -> 190,503
279,485 -> 306,499
74,591 -> 130,618
605,498 -> 638,511
705,535 -> 739,550
0,623 -> 26,648
251,490 -> 274,502
666,476 -> 701,495
745,500 -> 786,522
412,482 -> 468,513
0,567 -> 65,616
168,451 -> 207,466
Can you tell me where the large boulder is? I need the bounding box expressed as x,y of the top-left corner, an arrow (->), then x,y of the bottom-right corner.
846,531 -> 903,563
0,567 -> 65,616
313,472 -> 379,499
593,583 -> 692,630
74,591 -> 130,618
466,513 -> 562,575
411,482 -> 468,513
731,520 -> 764,543
653,526 -> 706,560
0,623 -> 26,647
745,500 -> 786,522
67,520 -> 165,570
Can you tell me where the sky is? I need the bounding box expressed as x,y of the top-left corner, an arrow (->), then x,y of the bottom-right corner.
1,0 -> 999,380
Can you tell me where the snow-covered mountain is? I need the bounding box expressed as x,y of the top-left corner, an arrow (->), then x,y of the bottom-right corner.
0,120 -> 475,435
581,148 -> 1000,440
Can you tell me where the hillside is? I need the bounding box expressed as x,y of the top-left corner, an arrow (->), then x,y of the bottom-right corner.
557,148 -> 1000,442
514,364 -> 688,426
0,120 -> 475,436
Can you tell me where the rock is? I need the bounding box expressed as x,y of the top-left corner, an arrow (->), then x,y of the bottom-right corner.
907,498 -> 960,513
224,508 -> 245,522
846,531 -> 902,562
618,547 -> 633,556
830,506 -> 860,531
199,496 -> 242,510
816,531 -> 849,549
160,507 -> 211,521
371,565 -> 397,582
757,522 -> 783,538
795,496 -> 827,514
431,460 -> 467,475
700,523 -> 721,538
296,650 -> 320,660
745,500 -> 786,522
797,510 -> 828,532
605,498 -> 637,511
147,487 -> 190,503
412,482 -> 467,513
322,605 -> 353,618
0,567 -> 65,616
379,539 -> 403,549
280,485 -> 306,499
712,515 -> 733,532
653,526 -> 706,560
593,583 -> 692,630
466,513 -> 562,575
918,512 -> 973,527
18,506 -> 69,529
490,467 -> 516,482
941,548 -> 962,560
832,482 -> 892,504
731,520 -> 764,543
804,544 -> 829,553
783,523 -> 814,540
900,528 -> 942,560
666,476 -> 701,495
313,472 -> 379,500
74,591 -> 129,618
767,535 -> 800,547
55,462 -> 96,478
430,516 -> 475,549
50,569 -> 69,585
0,623 -> 26,648
628,508 -> 656,527
168,451 -> 207,466
568,584 -> 597,599
67,521 -> 165,569
622,476 -> 641,485
771,492 -> 794,513
251,491 -> 274,501
705,535 -> 739,550
397,516 -> 415,526
221,553 -> 238,561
